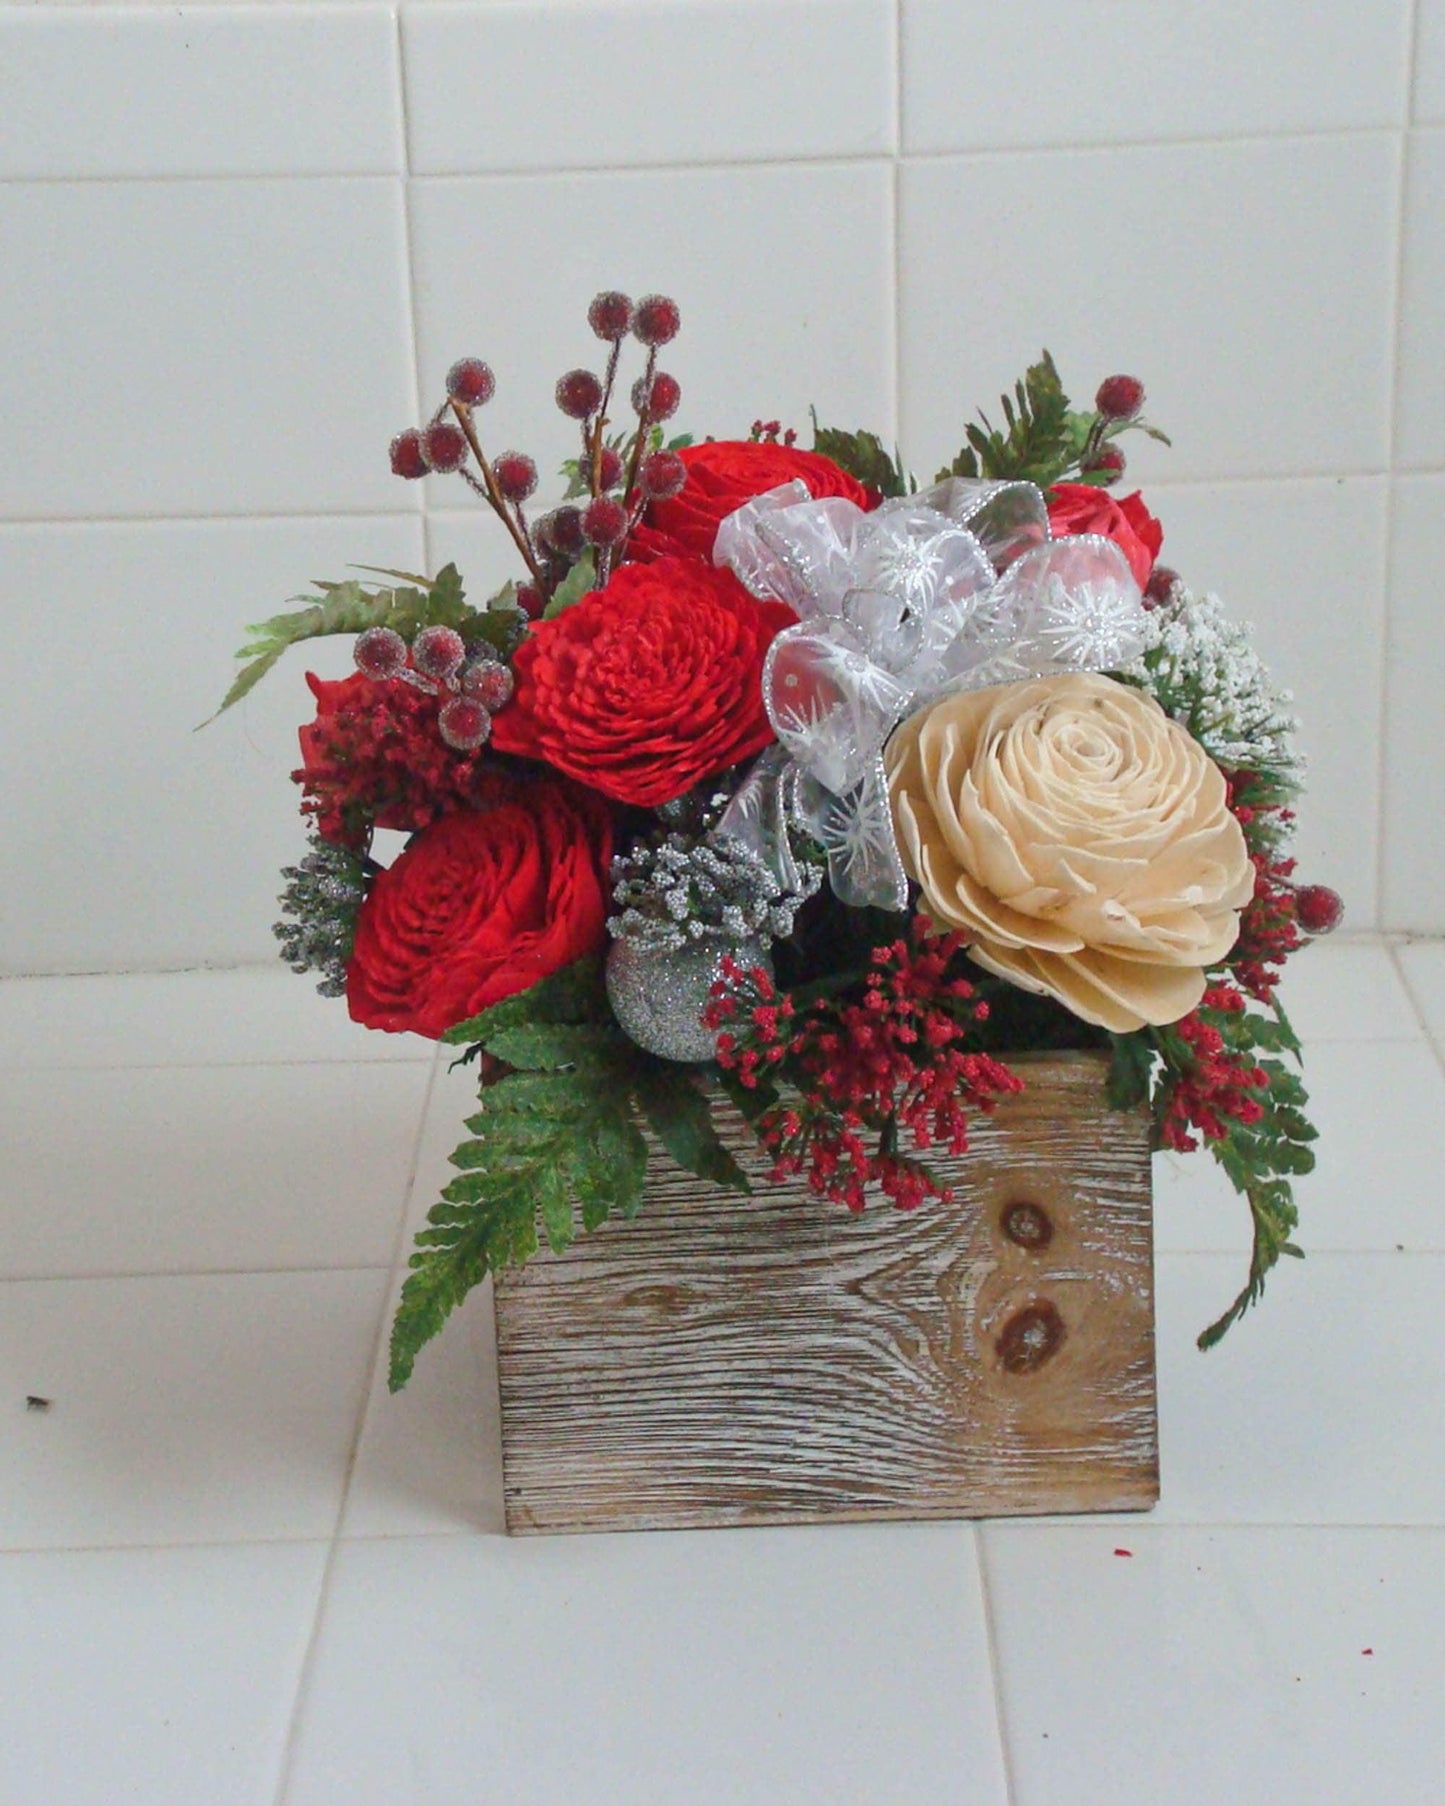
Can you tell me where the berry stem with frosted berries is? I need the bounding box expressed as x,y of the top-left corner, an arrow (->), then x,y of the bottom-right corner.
446,396 -> 548,591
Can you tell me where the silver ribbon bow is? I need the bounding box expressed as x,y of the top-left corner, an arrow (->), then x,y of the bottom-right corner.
712,476 -> 1151,910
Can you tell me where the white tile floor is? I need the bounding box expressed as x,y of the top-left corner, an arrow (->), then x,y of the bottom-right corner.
1,938 -> 1442,1805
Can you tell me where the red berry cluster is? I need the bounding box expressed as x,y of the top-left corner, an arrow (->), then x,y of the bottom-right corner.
749,419 -> 797,447
705,924 -> 1022,1213
352,625 -> 513,752
1071,371 -> 1154,488
385,289 -> 685,603
1159,984 -> 1267,1154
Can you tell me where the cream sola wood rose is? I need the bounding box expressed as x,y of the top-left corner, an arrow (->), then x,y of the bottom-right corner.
885,672 -> 1253,1032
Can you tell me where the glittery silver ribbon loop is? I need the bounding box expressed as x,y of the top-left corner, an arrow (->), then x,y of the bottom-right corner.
713,744 -> 803,893
899,477 -> 1050,570
713,479 -> 1150,910
764,625 -> 913,797
793,754 -> 909,911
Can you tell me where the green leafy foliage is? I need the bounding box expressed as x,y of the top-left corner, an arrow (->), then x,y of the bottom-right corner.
934,353 -> 1170,491
935,351 -> 1077,487
1106,1030 -> 1156,1111
810,414 -> 912,498
542,549 -> 597,618
1135,997 -> 1315,1349
207,564 -> 481,720
388,959 -> 748,1390
634,1066 -> 752,1191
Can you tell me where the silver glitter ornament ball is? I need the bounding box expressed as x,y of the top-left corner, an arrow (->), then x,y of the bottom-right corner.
605,935 -> 771,1064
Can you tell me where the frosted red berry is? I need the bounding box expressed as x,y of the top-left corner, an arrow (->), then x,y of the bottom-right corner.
388,429 -> 429,481
640,450 -> 686,500
354,625 -> 408,681
555,369 -> 603,420
582,495 -> 628,547
1295,884 -> 1343,935
596,447 -> 624,491
1096,374 -> 1145,420
437,695 -> 492,751
633,294 -> 680,347
1082,444 -> 1126,483
412,625 -> 467,681
420,421 -> 468,473
446,358 -> 495,407
493,452 -> 538,503
547,506 -> 585,556
588,290 -> 633,341
515,584 -> 545,620
460,658 -> 515,711
1144,565 -> 1179,607
633,370 -> 681,421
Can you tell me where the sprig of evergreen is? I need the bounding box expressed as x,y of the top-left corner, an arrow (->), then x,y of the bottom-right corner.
387,958 -> 749,1390
809,415 -> 913,498
207,564 -> 520,720
933,350 -> 1169,490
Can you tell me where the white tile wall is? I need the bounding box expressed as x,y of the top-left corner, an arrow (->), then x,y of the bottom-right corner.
0,0 -> 1438,960
903,0 -> 1412,151
1383,476 -> 1445,928
407,162 -> 895,502
0,5 -> 404,177
1137,476 -> 1388,915
899,135 -> 1399,486
404,0 -> 897,172
1417,0 -> 1445,124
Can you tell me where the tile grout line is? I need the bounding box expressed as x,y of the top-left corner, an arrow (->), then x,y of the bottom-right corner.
269,1044 -> 442,1806
269,30 -> 432,1797
1386,945 -> 1445,1080
6,469 -> 1434,535
890,0 -> 903,449
972,1526 -> 1021,1806
9,1518 -> 1445,1563
3,121 -> 1414,189
1376,0 -> 1423,924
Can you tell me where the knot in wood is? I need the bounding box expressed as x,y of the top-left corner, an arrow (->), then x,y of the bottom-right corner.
1000,1199 -> 1054,1250
996,1301 -> 1066,1374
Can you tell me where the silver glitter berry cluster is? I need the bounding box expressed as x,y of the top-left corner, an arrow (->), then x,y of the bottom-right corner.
1127,584 -> 1304,787
608,827 -> 821,955
273,835 -> 369,997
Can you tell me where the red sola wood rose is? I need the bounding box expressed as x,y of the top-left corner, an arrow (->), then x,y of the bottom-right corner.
345,778 -> 612,1039
631,440 -> 876,561
490,556 -> 795,807
1046,482 -> 1163,589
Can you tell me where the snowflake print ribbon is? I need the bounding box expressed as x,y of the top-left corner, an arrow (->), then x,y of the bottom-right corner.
712,476 -> 1150,909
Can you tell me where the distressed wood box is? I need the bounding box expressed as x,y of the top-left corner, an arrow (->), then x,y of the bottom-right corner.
493,1050 -> 1157,1534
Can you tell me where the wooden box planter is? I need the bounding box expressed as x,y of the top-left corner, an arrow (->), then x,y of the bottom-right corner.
492,1051 -> 1157,1534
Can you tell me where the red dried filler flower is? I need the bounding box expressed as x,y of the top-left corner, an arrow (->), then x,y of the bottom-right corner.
346,776 -> 612,1040
490,556 -> 794,807
1159,984 -> 1269,1154
295,671 -> 492,850
706,924 -> 1022,1214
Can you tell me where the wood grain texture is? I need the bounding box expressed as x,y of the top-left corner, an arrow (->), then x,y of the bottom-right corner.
493,1051 -> 1158,1534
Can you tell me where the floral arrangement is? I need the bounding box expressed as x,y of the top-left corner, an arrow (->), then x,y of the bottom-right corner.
214,291 -> 1342,1390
